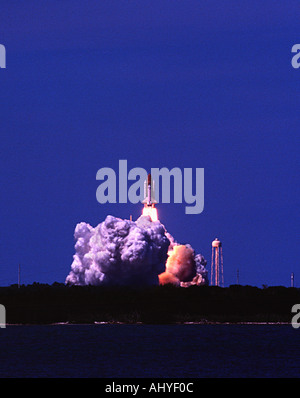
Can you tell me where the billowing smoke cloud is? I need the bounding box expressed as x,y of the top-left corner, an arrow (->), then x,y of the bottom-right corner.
66,215 -> 170,286
66,215 -> 208,287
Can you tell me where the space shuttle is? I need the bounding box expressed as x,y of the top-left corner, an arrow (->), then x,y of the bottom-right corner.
141,173 -> 158,221
142,173 -> 157,207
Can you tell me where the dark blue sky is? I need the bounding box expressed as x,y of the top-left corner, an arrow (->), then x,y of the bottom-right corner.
0,1 -> 299,287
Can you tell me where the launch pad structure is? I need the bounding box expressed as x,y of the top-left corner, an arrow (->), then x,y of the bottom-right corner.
140,173 -> 224,287
211,238 -> 224,287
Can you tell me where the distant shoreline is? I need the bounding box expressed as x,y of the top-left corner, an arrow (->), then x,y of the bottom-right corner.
4,321 -> 292,326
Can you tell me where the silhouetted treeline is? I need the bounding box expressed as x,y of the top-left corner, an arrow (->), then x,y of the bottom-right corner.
0,283 -> 299,324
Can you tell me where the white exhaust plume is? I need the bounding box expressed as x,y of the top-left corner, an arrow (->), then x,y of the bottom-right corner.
65,215 -> 208,286
66,215 -> 170,286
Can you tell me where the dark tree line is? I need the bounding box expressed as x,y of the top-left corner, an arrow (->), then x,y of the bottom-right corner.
0,283 -> 299,324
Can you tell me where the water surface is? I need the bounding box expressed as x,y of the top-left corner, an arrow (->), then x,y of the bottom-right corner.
0,324 -> 299,377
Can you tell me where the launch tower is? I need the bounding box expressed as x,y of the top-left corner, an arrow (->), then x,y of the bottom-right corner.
210,238 -> 224,287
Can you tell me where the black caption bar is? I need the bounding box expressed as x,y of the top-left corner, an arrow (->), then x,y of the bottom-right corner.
1,378 -> 291,394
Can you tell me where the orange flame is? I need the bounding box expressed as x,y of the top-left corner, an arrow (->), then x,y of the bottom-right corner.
159,245 -> 196,285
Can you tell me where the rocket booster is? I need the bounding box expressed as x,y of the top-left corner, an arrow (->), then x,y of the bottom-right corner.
142,173 -> 157,207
